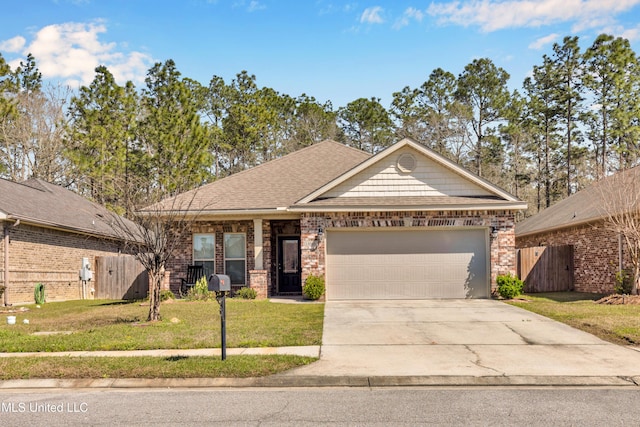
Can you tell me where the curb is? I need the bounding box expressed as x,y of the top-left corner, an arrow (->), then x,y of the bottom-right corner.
0,375 -> 638,389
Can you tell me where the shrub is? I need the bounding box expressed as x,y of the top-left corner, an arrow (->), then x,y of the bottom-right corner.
615,270 -> 634,295
187,276 -> 213,301
160,290 -> 175,301
303,275 -> 325,300
496,273 -> 524,299
235,287 -> 257,299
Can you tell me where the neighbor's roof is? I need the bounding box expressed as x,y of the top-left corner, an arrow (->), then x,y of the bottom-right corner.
0,178 -> 126,238
516,166 -> 640,237
157,140 -> 371,214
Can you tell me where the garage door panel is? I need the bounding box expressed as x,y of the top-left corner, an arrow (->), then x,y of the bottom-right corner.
326,229 -> 488,300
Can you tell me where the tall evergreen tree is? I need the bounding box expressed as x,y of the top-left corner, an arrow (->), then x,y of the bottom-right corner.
390,68 -> 467,160
66,66 -> 139,211
338,97 -> 393,154
288,94 -> 340,150
456,58 -> 511,177
500,90 -> 534,202
221,71 -> 262,173
583,34 -> 640,174
524,55 -> 562,210
551,36 -> 584,195
139,60 -> 212,195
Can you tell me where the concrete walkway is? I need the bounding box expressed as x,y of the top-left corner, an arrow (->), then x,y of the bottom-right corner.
0,346 -> 320,359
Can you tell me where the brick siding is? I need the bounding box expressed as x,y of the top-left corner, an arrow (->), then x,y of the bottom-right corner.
300,210 -> 517,295
1,223 -> 123,304
516,222 -> 628,294
169,212 -> 517,298
167,220 -> 260,296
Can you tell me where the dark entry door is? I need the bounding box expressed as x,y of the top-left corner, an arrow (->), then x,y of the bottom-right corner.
278,236 -> 301,293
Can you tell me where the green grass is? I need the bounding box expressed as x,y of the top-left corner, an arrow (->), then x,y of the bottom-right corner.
0,355 -> 316,380
0,299 -> 324,352
507,292 -> 640,346
0,299 -> 322,379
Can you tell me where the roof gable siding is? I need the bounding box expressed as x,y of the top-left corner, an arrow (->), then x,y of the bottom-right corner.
319,146 -> 493,199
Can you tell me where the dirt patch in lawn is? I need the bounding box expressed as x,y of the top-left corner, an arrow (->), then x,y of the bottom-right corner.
596,295 -> 640,305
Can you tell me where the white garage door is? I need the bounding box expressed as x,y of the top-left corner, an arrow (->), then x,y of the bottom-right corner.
325,229 -> 489,300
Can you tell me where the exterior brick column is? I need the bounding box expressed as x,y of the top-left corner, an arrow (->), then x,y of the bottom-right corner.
249,270 -> 268,299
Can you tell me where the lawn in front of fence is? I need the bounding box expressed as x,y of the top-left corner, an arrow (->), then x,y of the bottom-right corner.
507,292 -> 640,346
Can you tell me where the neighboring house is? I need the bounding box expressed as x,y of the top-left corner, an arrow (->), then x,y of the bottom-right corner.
0,178 -> 129,304
163,138 -> 527,300
515,167 -> 640,294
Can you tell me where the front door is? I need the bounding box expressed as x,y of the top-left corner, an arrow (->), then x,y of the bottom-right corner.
278,236 -> 302,293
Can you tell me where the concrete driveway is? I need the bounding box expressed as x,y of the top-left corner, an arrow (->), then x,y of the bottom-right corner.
287,299 -> 640,378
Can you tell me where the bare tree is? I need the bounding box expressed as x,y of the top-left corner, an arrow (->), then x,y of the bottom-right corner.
597,167 -> 640,294
104,180 -> 206,321
0,84 -> 71,183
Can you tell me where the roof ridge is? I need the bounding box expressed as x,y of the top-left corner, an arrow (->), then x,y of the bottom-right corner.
0,177 -> 49,193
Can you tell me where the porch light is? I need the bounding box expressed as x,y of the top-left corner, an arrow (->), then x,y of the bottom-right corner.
317,226 -> 324,242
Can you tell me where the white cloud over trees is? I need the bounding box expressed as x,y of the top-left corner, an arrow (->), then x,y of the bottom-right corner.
0,21 -> 153,88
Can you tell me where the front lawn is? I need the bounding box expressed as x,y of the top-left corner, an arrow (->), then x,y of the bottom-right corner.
0,355 -> 315,380
0,299 -> 324,352
506,292 -> 640,346
0,298 -> 322,379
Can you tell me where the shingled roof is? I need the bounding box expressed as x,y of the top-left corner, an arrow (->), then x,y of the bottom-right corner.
157,140 -> 371,214
0,178 -> 126,238
516,166 -> 640,237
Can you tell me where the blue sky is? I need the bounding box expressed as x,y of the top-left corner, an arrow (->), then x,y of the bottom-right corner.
2,1 -> 640,108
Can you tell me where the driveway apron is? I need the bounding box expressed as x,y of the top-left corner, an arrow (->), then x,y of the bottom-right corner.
286,299 -> 640,377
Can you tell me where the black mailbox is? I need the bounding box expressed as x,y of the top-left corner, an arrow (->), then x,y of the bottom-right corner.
208,274 -> 231,292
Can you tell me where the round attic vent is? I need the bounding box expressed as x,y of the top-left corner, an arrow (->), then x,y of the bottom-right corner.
397,153 -> 416,173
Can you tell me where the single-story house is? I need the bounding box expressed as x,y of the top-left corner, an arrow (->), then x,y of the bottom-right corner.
163,138 -> 527,300
516,166 -> 639,294
0,178 -> 130,304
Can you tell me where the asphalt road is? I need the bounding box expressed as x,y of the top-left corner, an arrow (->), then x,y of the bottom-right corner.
1,387 -> 640,426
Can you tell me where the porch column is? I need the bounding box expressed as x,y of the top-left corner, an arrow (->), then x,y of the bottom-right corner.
253,219 -> 263,270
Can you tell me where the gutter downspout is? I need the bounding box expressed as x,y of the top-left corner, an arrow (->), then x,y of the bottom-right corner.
3,224 -> 8,306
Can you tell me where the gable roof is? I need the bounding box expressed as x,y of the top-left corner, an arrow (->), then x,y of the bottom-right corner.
516,166 -> 640,237
0,178 -> 126,238
291,138 -> 526,211
158,140 -> 371,216
157,138 -> 526,217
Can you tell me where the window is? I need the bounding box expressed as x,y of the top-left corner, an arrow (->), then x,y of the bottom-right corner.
224,233 -> 246,285
193,234 -> 215,278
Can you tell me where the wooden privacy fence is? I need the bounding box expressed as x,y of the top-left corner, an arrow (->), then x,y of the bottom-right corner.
517,245 -> 574,293
95,256 -> 148,300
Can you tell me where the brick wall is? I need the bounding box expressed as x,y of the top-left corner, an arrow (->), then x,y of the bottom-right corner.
300,210 -> 517,294
516,222 -> 626,294
1,223 -> 123,304
167,220 -> 261,295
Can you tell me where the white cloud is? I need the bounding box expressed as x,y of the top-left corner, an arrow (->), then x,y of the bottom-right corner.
393,7 -> 426,30
427,0 -> 640,33
360,6 -> 385,24
528,33 -> 560,49
0,36 -> 26,53
0,21 -> 153,88
247,1 -> 266,12
232,0 -> 266,12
